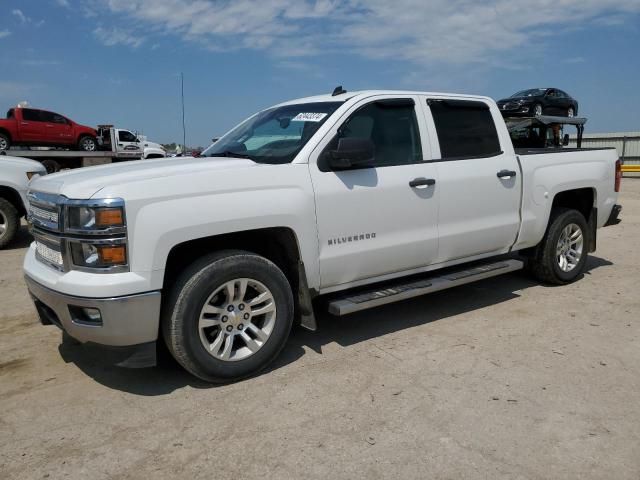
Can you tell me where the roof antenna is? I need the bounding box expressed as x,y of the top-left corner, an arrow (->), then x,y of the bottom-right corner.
332,85 -> 347,96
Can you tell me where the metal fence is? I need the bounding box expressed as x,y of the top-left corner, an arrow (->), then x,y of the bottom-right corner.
569,132 -> 640,165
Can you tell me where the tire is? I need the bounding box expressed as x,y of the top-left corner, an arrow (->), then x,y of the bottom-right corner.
162,250 -> 294,383
0,132 -> 10,151
533,103 -> 543,116
528,208 -> 589,285
78,136 -> 97,152
0,198 -> 20,249
41,159 -> 61,174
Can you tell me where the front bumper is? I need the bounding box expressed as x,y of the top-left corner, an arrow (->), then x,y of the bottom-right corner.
25,275 -> 161,348
604,204 -> 622,227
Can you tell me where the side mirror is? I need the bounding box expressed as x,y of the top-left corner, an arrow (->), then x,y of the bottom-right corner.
327,137 -> 375,170
563,134 -> 570,146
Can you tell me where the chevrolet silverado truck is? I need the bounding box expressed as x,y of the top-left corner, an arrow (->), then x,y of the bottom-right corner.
0,154 -> 46,248
0,107 -> 98,152
23,89 -> 622,383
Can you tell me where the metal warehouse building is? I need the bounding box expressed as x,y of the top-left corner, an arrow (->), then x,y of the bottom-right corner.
569,132 -> 640,165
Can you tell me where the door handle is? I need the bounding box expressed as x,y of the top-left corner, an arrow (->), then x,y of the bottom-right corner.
409,177 -> 436,188
497,169 -> 517,179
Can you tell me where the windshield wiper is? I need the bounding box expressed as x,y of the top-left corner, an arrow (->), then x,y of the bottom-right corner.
213,150 -> 253,159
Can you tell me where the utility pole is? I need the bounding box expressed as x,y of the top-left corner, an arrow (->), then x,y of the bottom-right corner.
181,72 -> 186,153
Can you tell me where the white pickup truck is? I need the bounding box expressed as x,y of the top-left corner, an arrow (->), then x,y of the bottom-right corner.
23,89 -> 622,382
0,155 -> 46,248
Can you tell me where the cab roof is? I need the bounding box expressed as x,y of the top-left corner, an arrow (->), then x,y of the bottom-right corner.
274,90 -> 494,107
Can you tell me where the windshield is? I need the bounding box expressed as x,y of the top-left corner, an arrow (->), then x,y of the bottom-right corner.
201,102 -> 343,164
511,88 -> 547,98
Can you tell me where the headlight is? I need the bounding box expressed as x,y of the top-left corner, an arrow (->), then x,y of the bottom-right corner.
67,206 -> 125,231
69,241 -> 127,269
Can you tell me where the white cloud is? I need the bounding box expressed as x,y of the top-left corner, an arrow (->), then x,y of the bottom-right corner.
93,26 -> 145,48
12,9 -> 29,23
21,59 -> 61,66
0,30 -> 10,39
55,0 -> 71,6
92,0 -> 640,66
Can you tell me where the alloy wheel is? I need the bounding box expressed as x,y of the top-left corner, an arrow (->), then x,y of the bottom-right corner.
556,223 -> 583,272
82,138 -> 96,151
198,278 -> 276,361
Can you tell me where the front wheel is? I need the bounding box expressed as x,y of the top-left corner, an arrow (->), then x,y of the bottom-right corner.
533,103 -> 543,116
162,250 -> 294,383
0,198 -> 20,249
78,136 -> 97,152
528,208 -> 589,285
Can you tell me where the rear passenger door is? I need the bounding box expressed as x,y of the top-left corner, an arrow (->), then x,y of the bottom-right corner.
423,98 -> 521,263
19,108 -> 48,143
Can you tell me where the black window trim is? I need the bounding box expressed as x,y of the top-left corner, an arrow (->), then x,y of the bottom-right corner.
426,97 -> 503,162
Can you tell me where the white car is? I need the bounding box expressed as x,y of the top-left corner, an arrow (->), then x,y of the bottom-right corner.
23,89 -> 621,382
0,155 -> 46,248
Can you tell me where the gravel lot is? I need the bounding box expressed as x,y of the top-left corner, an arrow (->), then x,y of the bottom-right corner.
1,180 -> 638,480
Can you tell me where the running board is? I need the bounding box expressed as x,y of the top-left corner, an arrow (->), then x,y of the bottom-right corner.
327,259 -> 524,316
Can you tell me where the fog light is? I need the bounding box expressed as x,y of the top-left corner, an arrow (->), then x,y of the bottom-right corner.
69,306 -> 103,325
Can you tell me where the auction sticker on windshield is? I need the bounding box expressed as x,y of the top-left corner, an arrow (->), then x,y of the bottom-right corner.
292,112 -> 327,122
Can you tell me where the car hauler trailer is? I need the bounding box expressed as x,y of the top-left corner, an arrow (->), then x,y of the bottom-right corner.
504,115 -> 586,150
0,125 -> 143,173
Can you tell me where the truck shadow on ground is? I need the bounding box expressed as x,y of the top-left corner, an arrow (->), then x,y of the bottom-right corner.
57,255 -> 612,396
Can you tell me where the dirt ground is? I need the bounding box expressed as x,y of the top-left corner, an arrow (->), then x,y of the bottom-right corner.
1,180 -> 639,480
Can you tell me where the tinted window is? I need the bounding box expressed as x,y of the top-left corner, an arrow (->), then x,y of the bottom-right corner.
327,100 -> 422,168
118,130 -> 138,142
7,109 -> 14,119
22,109 -> 43,122
428,100 -> 501,159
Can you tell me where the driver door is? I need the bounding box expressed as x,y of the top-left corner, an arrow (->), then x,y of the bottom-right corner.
309,96 -> 439,290
117,129 -> 142,154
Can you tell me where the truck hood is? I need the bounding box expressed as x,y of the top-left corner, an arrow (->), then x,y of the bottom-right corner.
1,155 -> 46,171
29,156 -> 257,199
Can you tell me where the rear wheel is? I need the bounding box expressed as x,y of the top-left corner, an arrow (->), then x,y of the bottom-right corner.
162,250 -> 294,383
528,208 -> 588,284
0,132 -> 10,151
0,198 -> 19,249
78,136 -> 97,152
40,159 -> 61,174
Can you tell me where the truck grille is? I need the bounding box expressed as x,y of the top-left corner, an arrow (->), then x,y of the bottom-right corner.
27,191 -> 62,232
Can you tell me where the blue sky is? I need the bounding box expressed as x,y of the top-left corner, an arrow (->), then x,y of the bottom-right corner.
1,0 -> 639,147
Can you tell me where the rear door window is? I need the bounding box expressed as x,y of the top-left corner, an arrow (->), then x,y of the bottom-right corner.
428,99 -> 501,159
22,109 -> 44,122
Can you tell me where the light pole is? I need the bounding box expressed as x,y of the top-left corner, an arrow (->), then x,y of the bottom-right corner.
181,72 -> 186,153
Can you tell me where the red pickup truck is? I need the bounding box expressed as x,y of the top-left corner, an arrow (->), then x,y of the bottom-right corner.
0,107 -> 98,152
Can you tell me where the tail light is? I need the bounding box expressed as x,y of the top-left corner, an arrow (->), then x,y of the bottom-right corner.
615,159 -> 622,192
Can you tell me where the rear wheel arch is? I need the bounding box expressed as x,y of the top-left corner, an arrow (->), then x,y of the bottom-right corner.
551,187 -> 595,222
